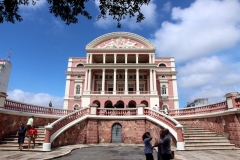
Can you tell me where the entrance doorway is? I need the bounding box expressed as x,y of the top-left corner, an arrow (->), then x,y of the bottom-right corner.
112,123 -> 122,143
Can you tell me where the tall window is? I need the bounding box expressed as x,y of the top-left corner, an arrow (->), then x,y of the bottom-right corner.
162,85 -> 167,95
76,85 -> 80,94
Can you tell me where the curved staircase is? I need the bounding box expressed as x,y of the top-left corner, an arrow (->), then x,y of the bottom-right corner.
182,124 -> 237,150
0,126 -> 45,151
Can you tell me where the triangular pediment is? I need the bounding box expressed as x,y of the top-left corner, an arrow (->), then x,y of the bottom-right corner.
86,32 -> 156,51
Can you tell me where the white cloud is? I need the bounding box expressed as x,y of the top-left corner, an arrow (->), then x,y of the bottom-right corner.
162,2 -> 171,12
94,0 -> 158,29
7,89 -> 64,108
53,19 -> 64,31
150,0 -> 240,62
178,56 -> 240,104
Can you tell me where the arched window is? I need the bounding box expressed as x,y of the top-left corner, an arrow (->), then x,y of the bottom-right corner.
76,85 -> 80,94
76,63 -> 84,67
162,85 -> 167,95
159,63 -> 166,67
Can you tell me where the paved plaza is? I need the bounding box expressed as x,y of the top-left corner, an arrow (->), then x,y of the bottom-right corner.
0,144 -> 240,160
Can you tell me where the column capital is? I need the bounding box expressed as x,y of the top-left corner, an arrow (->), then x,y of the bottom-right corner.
114,68 -> 117,71
102,68 -> 105,71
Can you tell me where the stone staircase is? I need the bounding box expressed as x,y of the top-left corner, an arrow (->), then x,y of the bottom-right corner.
0,126 -> 45,151
182,124 -> 237,150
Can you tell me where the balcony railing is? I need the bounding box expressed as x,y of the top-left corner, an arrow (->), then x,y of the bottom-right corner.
88,91 -> 152,95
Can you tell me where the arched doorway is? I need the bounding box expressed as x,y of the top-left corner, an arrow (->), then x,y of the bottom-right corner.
111,123 -> 122,143
105,100 -> 113,108
115,100 -> 124,108
140,100 -> 148,107
93,100 -> 100,108
128,100 -> 136,108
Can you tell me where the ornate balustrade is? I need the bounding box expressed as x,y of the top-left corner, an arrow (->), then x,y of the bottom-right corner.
144,108 -> 178,131
49,107 -> 90,136
88,91 -> 151,95
97,108 -> 137,116
169,101 -> 227,116
4,99 -> 73,115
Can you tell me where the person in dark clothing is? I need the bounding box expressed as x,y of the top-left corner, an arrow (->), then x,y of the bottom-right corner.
16,123 -> 27,150
152,129 -> 172,160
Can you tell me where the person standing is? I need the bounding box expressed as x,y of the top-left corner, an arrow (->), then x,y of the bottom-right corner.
142,132 -> 154,160
16,123 -> 27,150
152,129 -> 172,160
49,101 -> 52,107
26,116 -> 34,130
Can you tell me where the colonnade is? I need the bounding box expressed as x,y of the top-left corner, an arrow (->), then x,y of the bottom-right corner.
84,68 -> 157,94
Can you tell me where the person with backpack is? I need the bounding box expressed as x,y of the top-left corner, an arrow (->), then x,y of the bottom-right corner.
16,123 -> 27,150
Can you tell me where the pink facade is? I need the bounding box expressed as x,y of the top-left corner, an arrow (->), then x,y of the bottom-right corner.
64,32 -> 179,110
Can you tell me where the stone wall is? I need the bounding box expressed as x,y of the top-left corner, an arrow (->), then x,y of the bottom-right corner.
51,119 -> 177,148
178,114 -> 240,147
0,113 -> 57,140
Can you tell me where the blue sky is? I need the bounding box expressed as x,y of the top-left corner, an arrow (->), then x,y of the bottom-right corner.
1,0 -> 240,108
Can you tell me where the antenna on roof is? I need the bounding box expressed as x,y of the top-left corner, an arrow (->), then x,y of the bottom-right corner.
6,48 -> 12,62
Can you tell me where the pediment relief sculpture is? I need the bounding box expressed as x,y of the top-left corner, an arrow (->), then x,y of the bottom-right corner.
97,37 -> 144,49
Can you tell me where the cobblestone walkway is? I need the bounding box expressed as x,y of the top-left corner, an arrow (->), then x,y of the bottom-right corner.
0,144 -> 240,160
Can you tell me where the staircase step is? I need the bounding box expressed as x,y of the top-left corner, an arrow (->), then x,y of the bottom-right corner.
185,140 -> 230,143
184,137 -> 227,140
183,132 -> 217,135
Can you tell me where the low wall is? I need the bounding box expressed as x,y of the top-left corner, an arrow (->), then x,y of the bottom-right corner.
51,119 -> 176,148
176,113 -> 240,147
0,112 -> 58,140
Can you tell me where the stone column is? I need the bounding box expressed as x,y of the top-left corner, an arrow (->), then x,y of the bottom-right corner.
136,69 -> 139,94
136,104 -> 146,115
113,69 -> 116,94
89,103 -> 98,115
43,125 -> 53,151
114,54 -> 117,64
125,54 -> 128,64
152,54 -> 155,63
153,69 -> 157,93
125,69 -> 128,95
176,124 -> 185,150
84,69 -> 88,93
86,54 -> 89,64
101,69 -> 105,94
136,54 -> 139,64
149,54 -> 151,63
0,92 -> 7,108
87,69 -> 92,93
149,69 -> 153,93
225,92 -> 238,109
90,54 -> 92,64
103,54 -> 106,64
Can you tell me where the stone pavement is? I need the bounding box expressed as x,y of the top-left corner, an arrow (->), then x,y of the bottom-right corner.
0,144 -> 240,160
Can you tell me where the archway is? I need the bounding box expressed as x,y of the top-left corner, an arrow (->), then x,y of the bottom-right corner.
114,100 -> 124,108
128,100 -> 136,108
93,100 -> 101,108
105,100 -> 113,108
140,100 -> 148,107
111,123 -> 122,143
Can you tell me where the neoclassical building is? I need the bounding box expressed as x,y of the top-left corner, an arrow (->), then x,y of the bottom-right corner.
63,32 -> 179,110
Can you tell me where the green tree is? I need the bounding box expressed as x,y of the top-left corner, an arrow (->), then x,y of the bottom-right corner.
0,0 -> 151,28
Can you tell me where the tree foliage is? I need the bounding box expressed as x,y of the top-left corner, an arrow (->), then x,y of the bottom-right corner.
0,0 -> 151,28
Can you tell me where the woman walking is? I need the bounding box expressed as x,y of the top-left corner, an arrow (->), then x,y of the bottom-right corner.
142,132 -> 154,160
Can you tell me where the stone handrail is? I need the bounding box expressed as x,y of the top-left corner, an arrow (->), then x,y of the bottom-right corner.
144,108 -> 179,131
97,108 -> 137,116
4,99 -> 73,115
169,101 -> 227,116
49,107 -> 90,136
